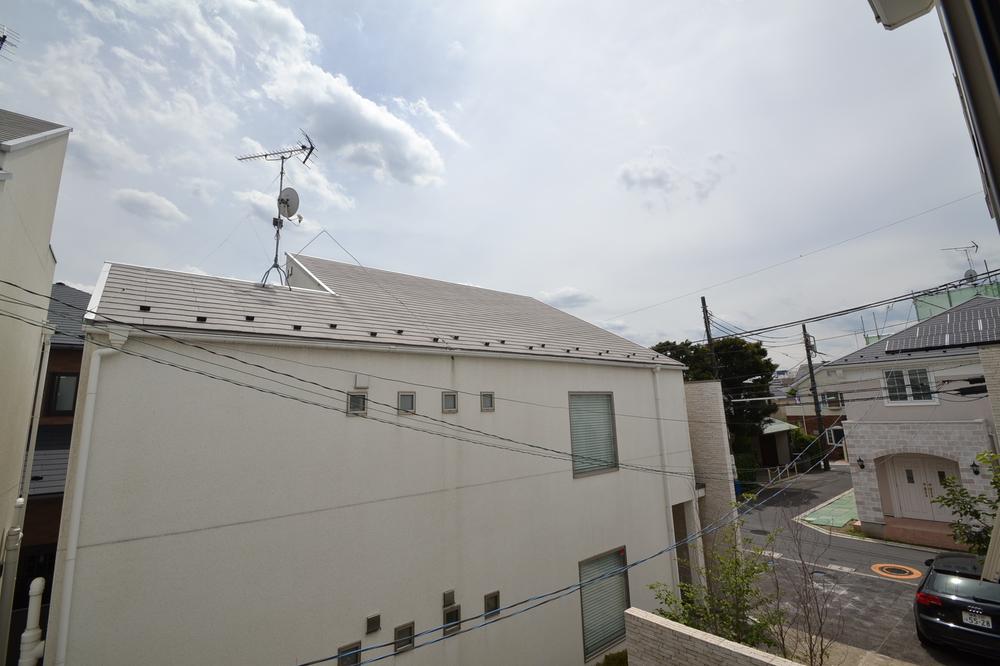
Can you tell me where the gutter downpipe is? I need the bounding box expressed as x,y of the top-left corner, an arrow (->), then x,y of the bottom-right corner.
54,347 -> 115,666
650,367 -> 680,587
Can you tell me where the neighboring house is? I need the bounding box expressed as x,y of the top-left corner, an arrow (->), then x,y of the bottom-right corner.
868,1 -> 1000,227
42,255 -> 732,665
775,365 -> 847,458
758,418 -> 798,469
4,284 -> 88,665
802,296 -> 998,548
0,109 -> 70,652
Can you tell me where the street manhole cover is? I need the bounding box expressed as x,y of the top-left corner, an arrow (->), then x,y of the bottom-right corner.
870,563 -> 922,580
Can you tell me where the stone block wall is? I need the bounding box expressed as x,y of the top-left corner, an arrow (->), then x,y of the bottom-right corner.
843,419 -> 994,527
625,608 -> 799,666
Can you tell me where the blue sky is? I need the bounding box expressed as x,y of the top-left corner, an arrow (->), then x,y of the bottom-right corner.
3,0 -> 997,367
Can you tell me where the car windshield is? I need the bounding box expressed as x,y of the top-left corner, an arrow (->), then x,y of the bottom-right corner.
926,571 -> 1000,604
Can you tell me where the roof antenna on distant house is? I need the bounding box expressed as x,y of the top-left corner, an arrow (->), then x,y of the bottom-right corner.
236,130 -> 316,288
941,241 -> 979,283
0,24 -> 21,63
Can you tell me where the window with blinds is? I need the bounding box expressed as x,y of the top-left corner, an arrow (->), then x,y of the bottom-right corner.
568,393 -> 618,476
579,548 -> 629,660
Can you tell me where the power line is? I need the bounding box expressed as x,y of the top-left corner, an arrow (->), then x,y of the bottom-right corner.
3,278 -> 775,429
612,191 -> 983,319
0,290 -> 751,482
304,432 -> 847,665
696,268 -> 1000,342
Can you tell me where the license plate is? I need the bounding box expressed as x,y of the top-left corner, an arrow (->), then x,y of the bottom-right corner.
962,611 -> 993,629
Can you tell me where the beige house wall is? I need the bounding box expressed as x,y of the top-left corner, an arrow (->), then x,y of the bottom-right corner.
0,133 -> 68,561
45,335 -> 699,665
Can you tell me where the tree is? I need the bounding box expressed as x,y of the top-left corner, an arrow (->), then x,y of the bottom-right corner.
932,451 -> 999,555
650,521 -> 783,649
652,338 -> 779,445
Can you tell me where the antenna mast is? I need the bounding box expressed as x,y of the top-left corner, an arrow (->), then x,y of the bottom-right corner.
236,130 -> 316,287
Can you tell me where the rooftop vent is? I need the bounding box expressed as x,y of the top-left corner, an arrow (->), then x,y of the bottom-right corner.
396,329 -> 404,335
138,305 -> 151,312
292,324 -> 302,331
245,315 -> 255,322
432,337 -> 440,342
370,331 -> 378,337
329,323 -> 338,329
196,316 -> 208,323
484,341 -> 490,346
499,339 -> 506,344
452,335 -> 459,340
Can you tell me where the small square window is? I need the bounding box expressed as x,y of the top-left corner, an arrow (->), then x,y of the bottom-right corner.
484,591 -> 500,619
398,392 -> 416,414
480,392 -> 495,412
337,642 -> 361,666
365,614 -> 380,634
393,622 -> 414,653
442,392 -> 458,413
347,393 -> 367,415
48,373 -> 79,415
443,604 -> 461,636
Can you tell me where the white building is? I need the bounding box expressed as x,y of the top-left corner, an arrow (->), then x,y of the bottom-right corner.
43,255 -> 729,665
0,109 -> 70,647
799,296 -> 997,548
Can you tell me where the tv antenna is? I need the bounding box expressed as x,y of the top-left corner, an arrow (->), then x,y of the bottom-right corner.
236,130 -> 316,287
941,241 -> 979,282
0,24 -> 21,63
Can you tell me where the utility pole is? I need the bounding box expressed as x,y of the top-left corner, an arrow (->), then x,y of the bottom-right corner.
802,323 -> 830,471
701,296 -> 719,379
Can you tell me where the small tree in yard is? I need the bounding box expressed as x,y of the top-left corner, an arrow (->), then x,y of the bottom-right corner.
932,451 -> 1000,555
650,521 -> 783,649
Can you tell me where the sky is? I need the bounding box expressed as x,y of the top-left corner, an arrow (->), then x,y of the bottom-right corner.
3,0 -> 998,369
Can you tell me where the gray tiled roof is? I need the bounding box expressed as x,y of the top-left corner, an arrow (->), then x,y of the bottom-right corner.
820,296 -> 997,368
0,108 -> 65,144
49,283 -> 91,348
88,259 -> 679,367
884,295 -> 1000,353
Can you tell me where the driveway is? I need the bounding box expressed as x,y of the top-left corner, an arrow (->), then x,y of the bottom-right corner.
744,468 -> 996,665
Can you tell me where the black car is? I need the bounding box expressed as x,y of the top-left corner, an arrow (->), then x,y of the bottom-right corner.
915,553 -> 1000,659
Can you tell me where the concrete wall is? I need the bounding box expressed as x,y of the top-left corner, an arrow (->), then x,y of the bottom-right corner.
684,381 -> 735,566
625,608 -> 799,666
0,132 -> 68,560
844,420 -> 995,530
45,335 -> 697,665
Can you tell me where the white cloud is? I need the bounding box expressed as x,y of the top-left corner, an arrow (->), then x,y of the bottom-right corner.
113,188 -> 189,225
111,46 -> 167,76
448,40 -> 467,59
234,190 -> 276,220
394,97 -> 468,147
618,148 -> 733,205
540,287 -> 597,309
71,128 -> 152,175
178,265 -> 210,276
184,177 -> 220,204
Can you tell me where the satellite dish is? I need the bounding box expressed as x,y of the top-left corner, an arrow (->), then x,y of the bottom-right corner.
277,187 -> 299,218
965,268 -> 978,283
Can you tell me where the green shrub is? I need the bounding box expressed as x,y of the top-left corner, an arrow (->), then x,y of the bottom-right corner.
734,452 -> 758,483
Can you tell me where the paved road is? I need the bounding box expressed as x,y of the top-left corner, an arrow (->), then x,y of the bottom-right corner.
743,467 -> 996,665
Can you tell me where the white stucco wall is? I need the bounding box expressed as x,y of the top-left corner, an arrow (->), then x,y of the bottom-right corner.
45,334 -> 696,665
0,132 -> 68,555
